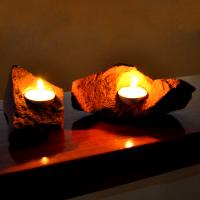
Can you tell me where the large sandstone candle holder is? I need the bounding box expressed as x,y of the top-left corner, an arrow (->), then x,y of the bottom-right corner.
4,66 -> 64,132
71,65 -> 195,118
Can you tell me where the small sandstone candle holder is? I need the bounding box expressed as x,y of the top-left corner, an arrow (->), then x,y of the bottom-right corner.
71,65 -> 195,118
4,65 -> 64,132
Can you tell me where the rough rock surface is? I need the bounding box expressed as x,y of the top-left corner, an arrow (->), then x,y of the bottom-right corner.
71,65 -> 195,118
4,65 -> 64,131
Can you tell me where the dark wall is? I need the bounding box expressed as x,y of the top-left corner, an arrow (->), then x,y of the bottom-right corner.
1,0 -> 200,98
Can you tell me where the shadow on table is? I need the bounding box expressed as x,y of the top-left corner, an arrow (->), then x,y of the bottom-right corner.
8,127 -> 69,164
72,113 -> 186,140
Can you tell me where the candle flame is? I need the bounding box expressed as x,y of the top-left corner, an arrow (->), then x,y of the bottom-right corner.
37,79 -> 44,90
130,76 -> 139,88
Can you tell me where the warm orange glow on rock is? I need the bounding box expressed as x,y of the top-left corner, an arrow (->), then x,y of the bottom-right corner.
116,69 -> 153,92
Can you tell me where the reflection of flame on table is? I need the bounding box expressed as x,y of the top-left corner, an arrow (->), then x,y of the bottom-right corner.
72,113 -> 186,155
8,129 -> 67,165
40,156 -> 49,165
124,140 -> 135,148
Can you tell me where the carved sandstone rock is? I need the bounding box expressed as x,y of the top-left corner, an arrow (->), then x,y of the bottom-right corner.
4,66 -> 64,131
71,65 -> 195,118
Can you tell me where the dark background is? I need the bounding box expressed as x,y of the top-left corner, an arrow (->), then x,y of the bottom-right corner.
1,0 -> 200,97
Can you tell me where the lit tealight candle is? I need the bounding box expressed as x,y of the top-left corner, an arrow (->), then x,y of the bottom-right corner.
118,76 -> 148,105
24,79 -> 55,104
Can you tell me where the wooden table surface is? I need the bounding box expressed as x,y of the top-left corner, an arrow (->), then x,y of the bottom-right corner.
0,75 -> 199,199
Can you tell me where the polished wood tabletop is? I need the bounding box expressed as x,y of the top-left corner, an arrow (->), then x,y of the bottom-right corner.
0,75 -> 199,199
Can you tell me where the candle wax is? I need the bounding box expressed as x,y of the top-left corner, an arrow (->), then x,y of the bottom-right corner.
24,89 -> 55,102
118,87 -> 147,99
